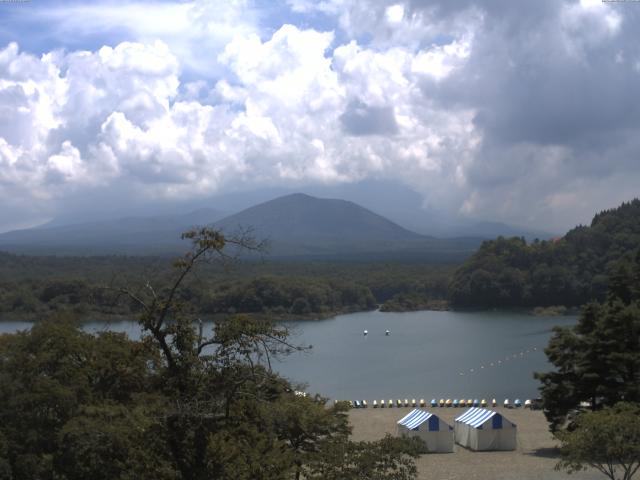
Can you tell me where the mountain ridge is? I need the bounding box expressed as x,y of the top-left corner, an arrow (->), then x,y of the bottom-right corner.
0,193 -> 481,259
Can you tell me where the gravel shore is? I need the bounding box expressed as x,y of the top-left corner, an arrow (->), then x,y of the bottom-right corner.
349,407 -> 602,480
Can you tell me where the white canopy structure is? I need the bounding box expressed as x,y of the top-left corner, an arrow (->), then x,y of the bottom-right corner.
454,407 -> 517,451
396,409 -> 454,453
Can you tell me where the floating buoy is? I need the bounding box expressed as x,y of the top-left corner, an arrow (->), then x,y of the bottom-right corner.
363,330 -> 368,336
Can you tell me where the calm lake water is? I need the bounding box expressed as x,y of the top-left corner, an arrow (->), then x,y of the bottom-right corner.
0,310 -> 576,401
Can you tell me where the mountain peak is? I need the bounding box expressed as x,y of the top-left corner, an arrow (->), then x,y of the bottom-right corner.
214,193 -> 425,255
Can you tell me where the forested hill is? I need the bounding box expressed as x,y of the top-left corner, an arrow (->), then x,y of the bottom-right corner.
449,199 -> 640,308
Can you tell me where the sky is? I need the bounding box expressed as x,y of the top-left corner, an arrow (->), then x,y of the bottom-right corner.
0,0 -> 639,233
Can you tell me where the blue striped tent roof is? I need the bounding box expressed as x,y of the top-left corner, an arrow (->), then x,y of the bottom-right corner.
397,409 -> 433,430
454,407 -> 499,428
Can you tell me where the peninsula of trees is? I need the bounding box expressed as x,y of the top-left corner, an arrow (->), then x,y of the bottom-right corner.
449,199 -> 640,309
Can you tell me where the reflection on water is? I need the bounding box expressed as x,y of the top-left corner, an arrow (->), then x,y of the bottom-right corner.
1,309 -> 576,400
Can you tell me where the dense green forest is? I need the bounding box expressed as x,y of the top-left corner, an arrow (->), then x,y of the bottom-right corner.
450,199 -> 640,308
0,229 -> 425,479
4,198 -> 640,317
0,253 -> 453,320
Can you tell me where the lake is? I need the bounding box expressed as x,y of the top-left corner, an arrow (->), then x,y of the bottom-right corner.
0,309 -> 576,401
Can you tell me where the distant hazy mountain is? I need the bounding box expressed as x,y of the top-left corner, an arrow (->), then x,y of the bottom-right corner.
0,208 -> 224,255
215,193 -> 420,249
200,182 -> 555,241
0,193 -> 483,260
213,193 -> 481,258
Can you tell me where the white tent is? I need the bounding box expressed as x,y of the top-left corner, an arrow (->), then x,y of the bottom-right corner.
396,409 -> 454,453
454,407 -> 517,451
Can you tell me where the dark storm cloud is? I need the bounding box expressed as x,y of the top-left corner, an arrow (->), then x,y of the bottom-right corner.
403,0 -> 640,145
339,99 -> 399,136
462,5 -> 640,146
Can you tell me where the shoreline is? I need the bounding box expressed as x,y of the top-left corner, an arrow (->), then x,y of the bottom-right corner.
0,303 -> 579,324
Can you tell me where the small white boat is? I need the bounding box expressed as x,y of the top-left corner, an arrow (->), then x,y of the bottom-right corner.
385,330 -> 390,336
363,330 -> 368,336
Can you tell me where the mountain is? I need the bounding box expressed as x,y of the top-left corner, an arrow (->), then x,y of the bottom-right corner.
0,193 -> 482,260
215,193 -> 420,252
0,208 -> 224,255
213,193 -> 482,259
200,182 -> 555,241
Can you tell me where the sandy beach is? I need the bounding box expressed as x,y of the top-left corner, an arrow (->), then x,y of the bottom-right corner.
349,407 -> 603,480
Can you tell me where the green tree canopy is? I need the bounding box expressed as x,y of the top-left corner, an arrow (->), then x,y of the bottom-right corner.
556,403 -> 640,480
450,199 -> 640,308
536,251 -> 640,431
0,228 -> 423,480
